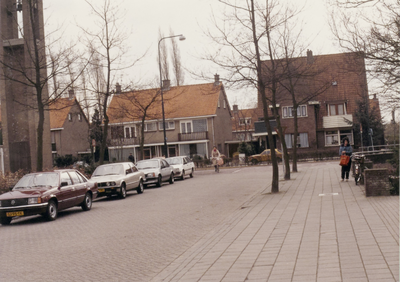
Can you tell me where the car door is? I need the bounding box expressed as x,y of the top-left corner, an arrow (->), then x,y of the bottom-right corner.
160,160 -> 171,181
58,172 -> 75,209
130,164 -> 141,188
124,164 -> 136,190
182,157 -> 190,176
68,171 -> 86,206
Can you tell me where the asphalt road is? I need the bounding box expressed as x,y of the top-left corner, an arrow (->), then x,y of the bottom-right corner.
0,166 -> 271,282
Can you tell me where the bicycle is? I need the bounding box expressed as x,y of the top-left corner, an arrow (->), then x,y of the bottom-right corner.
352,154 -> 365,185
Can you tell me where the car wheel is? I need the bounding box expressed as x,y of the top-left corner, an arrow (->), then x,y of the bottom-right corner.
0,217 -> 12,225
81,192 -> 92,211
119,183 -> 127,199
181,170 -> 185,180
190,168 -> 194,178
45,200 -> 58,221
169,173 -> 174,184
251,159 -> 259,165
137,180 -> 144,194
156,175 -> 162,187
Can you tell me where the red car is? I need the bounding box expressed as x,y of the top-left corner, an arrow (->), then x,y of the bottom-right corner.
0,169 -> 98,225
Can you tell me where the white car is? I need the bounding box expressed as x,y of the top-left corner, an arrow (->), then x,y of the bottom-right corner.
136,158 -> 175,187
165,156 -> 195,180
90,162 -> 145,199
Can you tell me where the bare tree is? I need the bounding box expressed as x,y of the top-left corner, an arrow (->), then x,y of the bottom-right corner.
0,0 -> 87,171
81,0 -> 144,164
329,0 -> 400,112
202,0 -> 304,191
170,28 -> 185,86
159,30 -> 170,81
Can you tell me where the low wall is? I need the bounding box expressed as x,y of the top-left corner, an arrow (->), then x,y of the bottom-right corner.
364,168 -> 390,197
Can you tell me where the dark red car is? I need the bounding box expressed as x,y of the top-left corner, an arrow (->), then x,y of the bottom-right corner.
0,169 -> 98,225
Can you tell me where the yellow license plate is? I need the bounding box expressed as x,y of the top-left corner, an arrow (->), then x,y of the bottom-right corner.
98,189 -> 105,193
6,211 -> 24,217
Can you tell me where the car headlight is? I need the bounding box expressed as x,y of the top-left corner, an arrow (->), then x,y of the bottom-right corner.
28,198 -> 41,204
147,173 -> 155,178
106,182 -> 116,186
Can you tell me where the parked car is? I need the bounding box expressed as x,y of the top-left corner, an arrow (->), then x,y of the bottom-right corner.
165,156 -> 195,180
0,169 -> 98,225
90,162 -> 145,199
248,149 -> 283,163
136,158 -> 174,187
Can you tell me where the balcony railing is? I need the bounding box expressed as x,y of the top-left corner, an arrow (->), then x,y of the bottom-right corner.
178,131 -> 208,141
109,138 -> 136,146
323,114 -> 353,129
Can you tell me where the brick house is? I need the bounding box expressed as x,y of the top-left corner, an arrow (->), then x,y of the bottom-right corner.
49,91 -> 90,161
234,51 -> 380,154
106,76 -> 232,161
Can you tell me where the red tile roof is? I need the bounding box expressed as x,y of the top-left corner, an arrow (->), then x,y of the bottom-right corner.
108,83 -> 225,124
49,98 -> 75,129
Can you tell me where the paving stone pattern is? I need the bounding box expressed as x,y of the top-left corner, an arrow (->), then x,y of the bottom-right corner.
152,162 -> 399,282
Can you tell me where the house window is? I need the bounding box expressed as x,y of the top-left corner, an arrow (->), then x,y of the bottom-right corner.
223,100 -> 226,109
78,113 -> 82,122
239,118 -> 251,126
325,130 -> 353,146
218,99 -> 220,108
144,122 -> 157,132
181,122 -> 192,133
328,103 -> 346,116
282,105 -> 307,118
124,126 -> 135,138
68,113 -> 72,121
180,119 -> 207,134
159,121 -> 175,130
285,133 -> 309,148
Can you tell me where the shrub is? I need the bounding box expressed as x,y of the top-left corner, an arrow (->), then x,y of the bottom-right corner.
54,154 -> 77,168
0,170 -> 27,195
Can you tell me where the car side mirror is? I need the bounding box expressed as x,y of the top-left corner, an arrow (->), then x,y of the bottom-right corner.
60,182 -> 68,187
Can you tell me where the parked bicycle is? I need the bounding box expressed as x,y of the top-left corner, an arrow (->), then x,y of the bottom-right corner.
352,154 -> 365,185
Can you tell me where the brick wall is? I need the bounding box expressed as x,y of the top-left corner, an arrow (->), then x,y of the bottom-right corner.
364,168 -> 390,197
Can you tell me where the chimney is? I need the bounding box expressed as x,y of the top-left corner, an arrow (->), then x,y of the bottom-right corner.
162,79 -> 170,91
214,73 -> 220,86
233,104 -> 238,114
68,89 -> 74,100
116,83 -> 121,94
307,49 -> 314,64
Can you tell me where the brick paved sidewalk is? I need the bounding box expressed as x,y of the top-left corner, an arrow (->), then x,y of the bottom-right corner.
151,161 -> 399,282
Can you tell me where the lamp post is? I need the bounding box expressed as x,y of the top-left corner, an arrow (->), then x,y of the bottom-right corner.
158,34 -> 185,157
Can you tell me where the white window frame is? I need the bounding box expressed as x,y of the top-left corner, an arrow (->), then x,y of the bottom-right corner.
144,122 -> 157,132
78,113 -> 82,121
239,118 -> 251,126
124,126 -> 136,138
68,113 -> 72,121
282,105 -> 307,118
223,100 -> 226,109
159,121 -> 175,130
180,121 -> 192,134
325,129 -> 354,146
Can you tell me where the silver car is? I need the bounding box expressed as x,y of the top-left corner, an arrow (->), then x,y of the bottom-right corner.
90,162 -> 145,199
136,158 -> 174,187
165,156 -> 195,180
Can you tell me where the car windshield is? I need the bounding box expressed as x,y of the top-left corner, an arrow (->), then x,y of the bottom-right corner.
136,160 -> 159,169
165,158 -> 182,165
93,164 -> 124,176
13,173 -> 59,189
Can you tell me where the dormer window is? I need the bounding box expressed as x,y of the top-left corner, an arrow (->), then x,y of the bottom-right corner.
239,118 -> 251,126
68,113 -> 72,122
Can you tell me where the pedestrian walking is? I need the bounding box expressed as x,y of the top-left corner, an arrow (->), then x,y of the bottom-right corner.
339,137 -> 352,181
211,146 -> 221,172
128,153 -> 135,163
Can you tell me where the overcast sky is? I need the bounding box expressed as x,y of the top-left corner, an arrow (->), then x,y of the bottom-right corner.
43,0 -> 345,109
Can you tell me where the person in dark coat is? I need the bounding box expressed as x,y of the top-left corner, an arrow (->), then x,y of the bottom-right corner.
339,137 -> 353,181
128,153 -> 135,163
